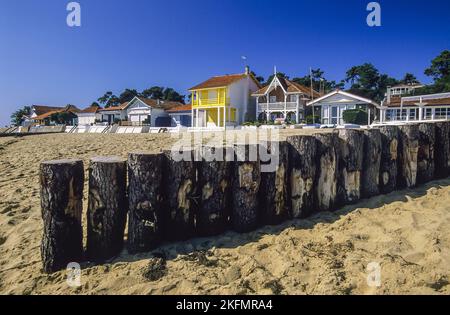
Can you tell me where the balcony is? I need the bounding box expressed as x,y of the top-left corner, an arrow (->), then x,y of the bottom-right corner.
258,102 -> 299,112
192,97 -> 230,107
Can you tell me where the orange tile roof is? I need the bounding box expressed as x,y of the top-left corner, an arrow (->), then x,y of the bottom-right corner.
189,73 -> 250,91
99,102 -> 128,111
78,105 -> 102,114
33,105 -> 80,120
166,104 -> 192,113
32,105 -> 64,116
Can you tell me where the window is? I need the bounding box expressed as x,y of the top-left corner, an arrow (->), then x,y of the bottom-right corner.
425,108 -> 432,120
290,95 -> 297,102
409,108 -> 417,121
270,96 -> 277,103
386,109 -> 394,121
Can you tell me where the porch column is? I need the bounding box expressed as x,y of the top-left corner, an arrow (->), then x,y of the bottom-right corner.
432,108 -> 436,120
217,107 -> 220,127
284,95 -> 287,120
380,108 -> 384,123
267,95 -> 269,122
419,107 -> 423,122
196,109 -> 199,128
368,107 -> 371,126
223,106 -> 226,127
256,96 -> 259,121
296,97 -> 299,124
191,108 -> 194,127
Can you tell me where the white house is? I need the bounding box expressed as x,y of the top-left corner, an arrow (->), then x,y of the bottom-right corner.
166,104 -> 192,127
380,92 -> 450,123
188,67 -> 261,128
97,97 -> 185,126
307,90 -> 380,126
98,103 -> 128,125
76,104 -> 102,125
252,73 -> 320,123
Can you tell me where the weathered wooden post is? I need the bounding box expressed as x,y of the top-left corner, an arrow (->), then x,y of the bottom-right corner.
286,135 -> 317,218
362,129 -> 381,198
259,141 -> 290,225
417,123 -> 436,184
397,124 -> 420,188
40,159 -> 84,273
197,146 -> 232,236
337,129 -> 364,205
231,144 -> 261,232
163,150 -> 197,241
378,125 -> 399,194
127,152 -> 164,254
434,121 -> 450,179
314,132 -> 338,212
87,156 -> 127,262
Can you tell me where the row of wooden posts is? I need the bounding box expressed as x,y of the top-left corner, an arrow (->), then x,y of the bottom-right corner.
40,122 -> 450,273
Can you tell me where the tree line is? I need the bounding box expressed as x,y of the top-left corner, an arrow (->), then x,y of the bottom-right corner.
9,50 -> 450,126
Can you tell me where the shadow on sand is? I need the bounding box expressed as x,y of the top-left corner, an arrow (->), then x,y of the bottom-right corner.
85,177 -> 450,270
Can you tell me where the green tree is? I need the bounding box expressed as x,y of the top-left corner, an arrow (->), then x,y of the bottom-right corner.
141,86 -> 164,99
250,71 -> 264,84
97,91 -> 120,108
401,73 -> 419,85
162,88 -> 185,103
10,106 -> 31,126
424,50 -> 450,80
118,89 -> 139,103
292,68 -> 344,94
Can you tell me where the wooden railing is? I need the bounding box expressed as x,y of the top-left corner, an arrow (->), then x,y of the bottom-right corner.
192,98 -> 230,107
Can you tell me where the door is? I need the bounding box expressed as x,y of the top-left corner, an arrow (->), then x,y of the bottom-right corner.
331,106 -> 338,125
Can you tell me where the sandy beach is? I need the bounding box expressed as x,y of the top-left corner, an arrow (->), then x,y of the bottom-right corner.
0,132 -> 449,295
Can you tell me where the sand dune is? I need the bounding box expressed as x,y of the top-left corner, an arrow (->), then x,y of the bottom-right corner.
0,133 -> 449,295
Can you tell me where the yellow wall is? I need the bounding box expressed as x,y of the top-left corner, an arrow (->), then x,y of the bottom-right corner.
192,87 -> 228,108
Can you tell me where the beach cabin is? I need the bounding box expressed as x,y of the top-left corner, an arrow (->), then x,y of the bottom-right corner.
252,73 -> 320,123
380,92 -> 450,123
31,105 -> 80,126
125,96 -> 185,126
98,103 -> 128,125
307,90 -> 380,126
189,67 -> 261,128
166,104 -> 192,127
76,104 -> 102,125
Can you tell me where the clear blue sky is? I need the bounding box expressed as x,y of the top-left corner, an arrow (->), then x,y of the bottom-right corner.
1,0 -> 449,126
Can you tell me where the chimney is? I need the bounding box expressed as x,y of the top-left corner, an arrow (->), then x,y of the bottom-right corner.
245,65 -> 250,75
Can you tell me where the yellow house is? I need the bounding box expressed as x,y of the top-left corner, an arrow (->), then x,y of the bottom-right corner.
188,67 -> 262,128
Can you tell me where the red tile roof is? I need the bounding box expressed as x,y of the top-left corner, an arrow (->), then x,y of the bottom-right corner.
32,105 -> 64,116
166,104 -> 192,113
33,105 -> 80,120
99,102 -> 129,111
78,105 -> 102,114
189,73 -> 261,91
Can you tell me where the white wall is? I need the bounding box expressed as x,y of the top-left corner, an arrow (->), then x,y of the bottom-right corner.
77,113 -> 101,125
228,76 -> 260,124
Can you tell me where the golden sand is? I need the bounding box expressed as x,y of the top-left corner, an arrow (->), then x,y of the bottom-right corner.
0,132 -> 449,295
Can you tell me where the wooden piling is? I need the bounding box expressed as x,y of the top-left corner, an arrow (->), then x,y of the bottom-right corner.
314,132 -> 339,212
231,144 -> 261,232
397,124 -> 420,188
197,146 -> 232,236
378,125 -> 399,194
361,129 -> 382,198
127,152 -> 164,254
417,123 -> 436,184
434,121 -> 450,179
337,129 -> 364,205
163,150 -> 197,241
259,141 -> 290,225
286,135 -> 317,218
40,159 -> 84,273
87,156 -> 127,262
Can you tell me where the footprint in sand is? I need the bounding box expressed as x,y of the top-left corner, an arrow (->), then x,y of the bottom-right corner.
0,235 -> 6,246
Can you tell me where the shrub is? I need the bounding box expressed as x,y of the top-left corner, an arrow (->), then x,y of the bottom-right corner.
305,115 -> 320,124
342,109 -> 368,125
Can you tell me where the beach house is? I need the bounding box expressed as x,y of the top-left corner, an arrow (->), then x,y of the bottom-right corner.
77,104 -> 102,125
307,90 -> 380,126
97,97 -> 185,126
188,67 -> 261,128
252,73 -> 321,123
166,104 -> 192,127
380,92 -> 450,123
31,104 -> 80,126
